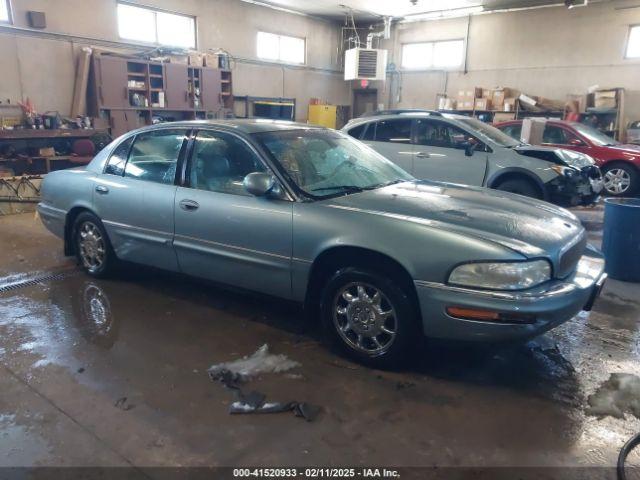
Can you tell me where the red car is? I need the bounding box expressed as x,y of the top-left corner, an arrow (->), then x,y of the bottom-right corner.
494,119 -> 640,196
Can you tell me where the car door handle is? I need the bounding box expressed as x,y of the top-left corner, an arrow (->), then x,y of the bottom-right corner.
416,152 -> 430,158
95,185 -> 109,194
179,199 -> 200,211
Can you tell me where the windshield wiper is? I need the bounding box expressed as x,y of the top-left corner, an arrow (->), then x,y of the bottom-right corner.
310,185 -> 364,193
362,179 -> 405,190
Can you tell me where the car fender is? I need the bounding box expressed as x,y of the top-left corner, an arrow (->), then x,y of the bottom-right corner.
291,202 -> 524,303
486,166 -> 549,196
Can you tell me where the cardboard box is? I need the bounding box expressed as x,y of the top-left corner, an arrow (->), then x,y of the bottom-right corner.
203,52 -> 219,68
38,147 -> 55,157
188,51 -> 204,66
493,112 -> 516,123
519,93 -> 538,107
520,118 -> 546,144
438,96 -> 456,110
455,87 -> 482,110
488,87 -> 518,110
456,100 -> 474,110
537,96 -> 565,111
167,55 -> 188,65
594,90 -> 617,109
474,98 -> 492,110
503,97 -> 517,112
492,90 -> 505,109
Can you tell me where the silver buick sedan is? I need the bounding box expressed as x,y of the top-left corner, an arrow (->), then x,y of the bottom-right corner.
38,120 -> 606,367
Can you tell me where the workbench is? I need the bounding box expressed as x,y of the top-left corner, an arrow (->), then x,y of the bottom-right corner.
0,128 -> 107,140
0,128 -> 110,176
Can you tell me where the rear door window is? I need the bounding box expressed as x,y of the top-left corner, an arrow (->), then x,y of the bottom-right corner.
543,125 -> 579,145
125,129 -> 188,184
346,123 -> 366,139
361,122 -> 376,141
104,136 -> 133,176
373,119 -> 412,144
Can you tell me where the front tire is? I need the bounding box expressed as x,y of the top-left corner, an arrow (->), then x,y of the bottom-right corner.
320,267 -> 419,368
73,212 -> 116,278
602,163 -> 638,196
495,177 -> 542,199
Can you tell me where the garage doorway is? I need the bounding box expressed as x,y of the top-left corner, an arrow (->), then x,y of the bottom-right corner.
353,89 -> 378,118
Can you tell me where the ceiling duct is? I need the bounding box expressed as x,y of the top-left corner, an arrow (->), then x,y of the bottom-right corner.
366,16 -> 392,49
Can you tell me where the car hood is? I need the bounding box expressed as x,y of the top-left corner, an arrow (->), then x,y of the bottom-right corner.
323,180 -> 584,258
514,145 -> 594,168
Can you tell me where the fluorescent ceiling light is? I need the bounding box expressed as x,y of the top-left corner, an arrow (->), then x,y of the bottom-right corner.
402,6 -> 484,22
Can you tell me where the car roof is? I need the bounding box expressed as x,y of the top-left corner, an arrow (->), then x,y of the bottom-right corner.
495,119 -> 571,127
140,118 -> 324,134
345,112 -> 469,128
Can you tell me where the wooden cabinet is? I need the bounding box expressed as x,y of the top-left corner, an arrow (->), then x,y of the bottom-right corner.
109,110 -> 148,138
165,63 -> 190,110
201,68 -> 222,111
90,54 -> 232,137
96,57 -> 128,109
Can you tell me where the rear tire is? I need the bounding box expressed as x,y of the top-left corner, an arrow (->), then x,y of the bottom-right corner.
495,177 -> 542,199
73,212 -> 117,278
320,267 -> 419,368
602,163 -> 638,196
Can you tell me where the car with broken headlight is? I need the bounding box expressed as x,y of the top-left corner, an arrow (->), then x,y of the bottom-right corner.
342,111 -> 603,207
37,120 -> 606,367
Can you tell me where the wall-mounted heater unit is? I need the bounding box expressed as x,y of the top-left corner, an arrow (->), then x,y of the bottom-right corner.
344,48 -> 388,81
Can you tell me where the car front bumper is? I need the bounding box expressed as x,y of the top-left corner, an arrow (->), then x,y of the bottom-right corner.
547,166 -> 603,207
413,246 -> 606,342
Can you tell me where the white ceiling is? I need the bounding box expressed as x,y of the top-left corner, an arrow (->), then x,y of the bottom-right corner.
242,0 -> 564,21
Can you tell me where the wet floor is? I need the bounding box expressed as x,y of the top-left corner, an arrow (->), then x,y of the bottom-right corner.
0,205 -> 639,477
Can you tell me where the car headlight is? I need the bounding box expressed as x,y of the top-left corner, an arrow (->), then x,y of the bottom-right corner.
551,164 -> 579,177
448,260 -> 551,290
556,149 -> 595,168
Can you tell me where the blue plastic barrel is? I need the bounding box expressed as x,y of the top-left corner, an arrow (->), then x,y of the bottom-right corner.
602,198 -> 640,282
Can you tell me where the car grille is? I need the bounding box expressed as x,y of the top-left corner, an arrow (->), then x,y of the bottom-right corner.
558,233 -> 587,278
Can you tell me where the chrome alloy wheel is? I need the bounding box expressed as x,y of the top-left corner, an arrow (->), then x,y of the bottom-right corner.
78,221 -> 106,273
604,168 -> 631,195
333,282 -> 397,356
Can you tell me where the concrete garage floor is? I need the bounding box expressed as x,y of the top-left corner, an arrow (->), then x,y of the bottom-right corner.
0,204 -> 639,478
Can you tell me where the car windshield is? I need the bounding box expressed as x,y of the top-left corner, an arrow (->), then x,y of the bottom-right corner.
456,117 -> 521,147
571,123 -> 620,146
253,129 -> 413,198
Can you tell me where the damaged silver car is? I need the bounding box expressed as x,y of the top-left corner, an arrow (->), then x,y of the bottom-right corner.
38,120 -> 606,366
343,111 -> 604,207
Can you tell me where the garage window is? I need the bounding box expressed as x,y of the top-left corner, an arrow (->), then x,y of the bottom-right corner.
117,2 -> 196,49
0,0 -> 11,23
402,40 -> 464,69
626,25 -> 640,59
257,32 -> 305,64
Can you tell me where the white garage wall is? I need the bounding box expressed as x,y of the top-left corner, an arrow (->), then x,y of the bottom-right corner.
378,0 -> 640,122
0,0 -> 351,121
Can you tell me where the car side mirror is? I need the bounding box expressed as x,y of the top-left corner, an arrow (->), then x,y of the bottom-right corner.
243,172 -> 278,197
464,142 -> 477,157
